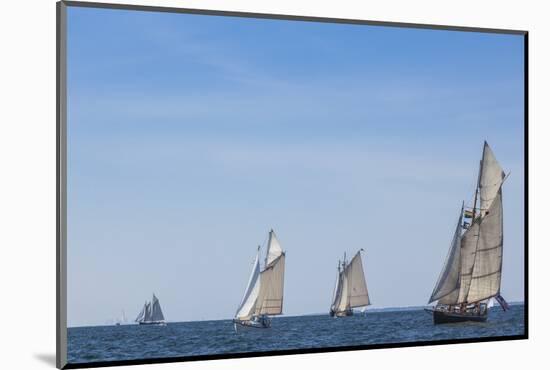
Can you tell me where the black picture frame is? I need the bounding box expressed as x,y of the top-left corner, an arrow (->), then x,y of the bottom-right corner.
56,1 -> 528,368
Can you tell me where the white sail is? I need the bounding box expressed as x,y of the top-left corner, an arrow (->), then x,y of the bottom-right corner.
346,251 -> 370,308
151,294 -> 165,322
265,230 -> 283,267
432,142 -> 505,306
235,249 -> 261,320
135,303 -> 146,322
143,301 -> 152,322
236,230 -> 285,320
335,270 -> 350,312
330,268 -> 342,311
456,216 -> 480,303
256,253 -> 285,315
479,142 -> 505,215
458,143 -> 504,304
429,206 -> 463,304
464,189 -> 503,303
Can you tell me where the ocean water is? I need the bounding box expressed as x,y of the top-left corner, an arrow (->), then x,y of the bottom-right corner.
68,304 -> 525,365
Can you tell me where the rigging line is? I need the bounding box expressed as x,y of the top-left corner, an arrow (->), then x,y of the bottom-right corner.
261,231 -> 269,250
257,231 -> 270,270
476,244 -> 502,252
464,295 -> 498,306
471,270 -> 500,279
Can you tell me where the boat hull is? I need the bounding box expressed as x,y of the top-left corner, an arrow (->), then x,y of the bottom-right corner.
428,309 -> 488,324
233,317 -> 271,329
138,321 -> 166,326
330,308 -> 353,317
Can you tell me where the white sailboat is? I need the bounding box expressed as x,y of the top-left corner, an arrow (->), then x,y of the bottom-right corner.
233,229 -> 286,329
426,141 -> 510,324
135,294 -> 166,326
329,249 -> 371,317
115,309 -> 127,326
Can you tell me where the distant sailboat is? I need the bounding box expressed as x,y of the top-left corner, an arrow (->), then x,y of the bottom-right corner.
115,310 -> 126,326
426,142 -> 510,324
135,294 -> 166,325
329,249 -> 371,317
233,229 -> 286,329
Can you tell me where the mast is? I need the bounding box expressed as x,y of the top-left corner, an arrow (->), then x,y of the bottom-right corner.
465,143 -> 485,229
471,153 -> 483,222
331,260 -> 344,312
330,263 -> 339,308
471,165 -> 479,221
341,253 -> 349,311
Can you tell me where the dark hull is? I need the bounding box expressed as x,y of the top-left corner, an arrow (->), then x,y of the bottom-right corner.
233,318 -> 271,329
330,309 -> 353,317
138,321 -> 166,326
429,309 -> 488,324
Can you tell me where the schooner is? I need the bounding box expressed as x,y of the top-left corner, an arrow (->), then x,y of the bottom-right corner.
135,294 -> 166,326
233,229 -> 286,329
329,249 -> 371,317
427,142 -> 510,324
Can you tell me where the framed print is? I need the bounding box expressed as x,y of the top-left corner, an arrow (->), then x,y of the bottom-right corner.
57,1 -> 528,368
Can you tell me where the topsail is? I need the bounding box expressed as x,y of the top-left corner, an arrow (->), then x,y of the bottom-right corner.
429,142 -> 505,306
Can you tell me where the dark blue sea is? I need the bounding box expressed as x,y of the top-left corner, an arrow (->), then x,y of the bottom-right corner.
68,304 -> 525,364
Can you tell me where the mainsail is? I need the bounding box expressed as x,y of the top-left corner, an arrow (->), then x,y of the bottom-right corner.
256,253 -> 285,315
151,294 -> 165,322
256,230 -> 285,315
335,268 -> 350,312
331,250 -> 370,313
235,230 -> 286,321
144,302 -> 152,322
466,189 -> 504,302
429,142 -> 505,306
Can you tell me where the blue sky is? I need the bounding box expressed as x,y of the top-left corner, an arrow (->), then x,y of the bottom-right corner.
66,6 -> 524,327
